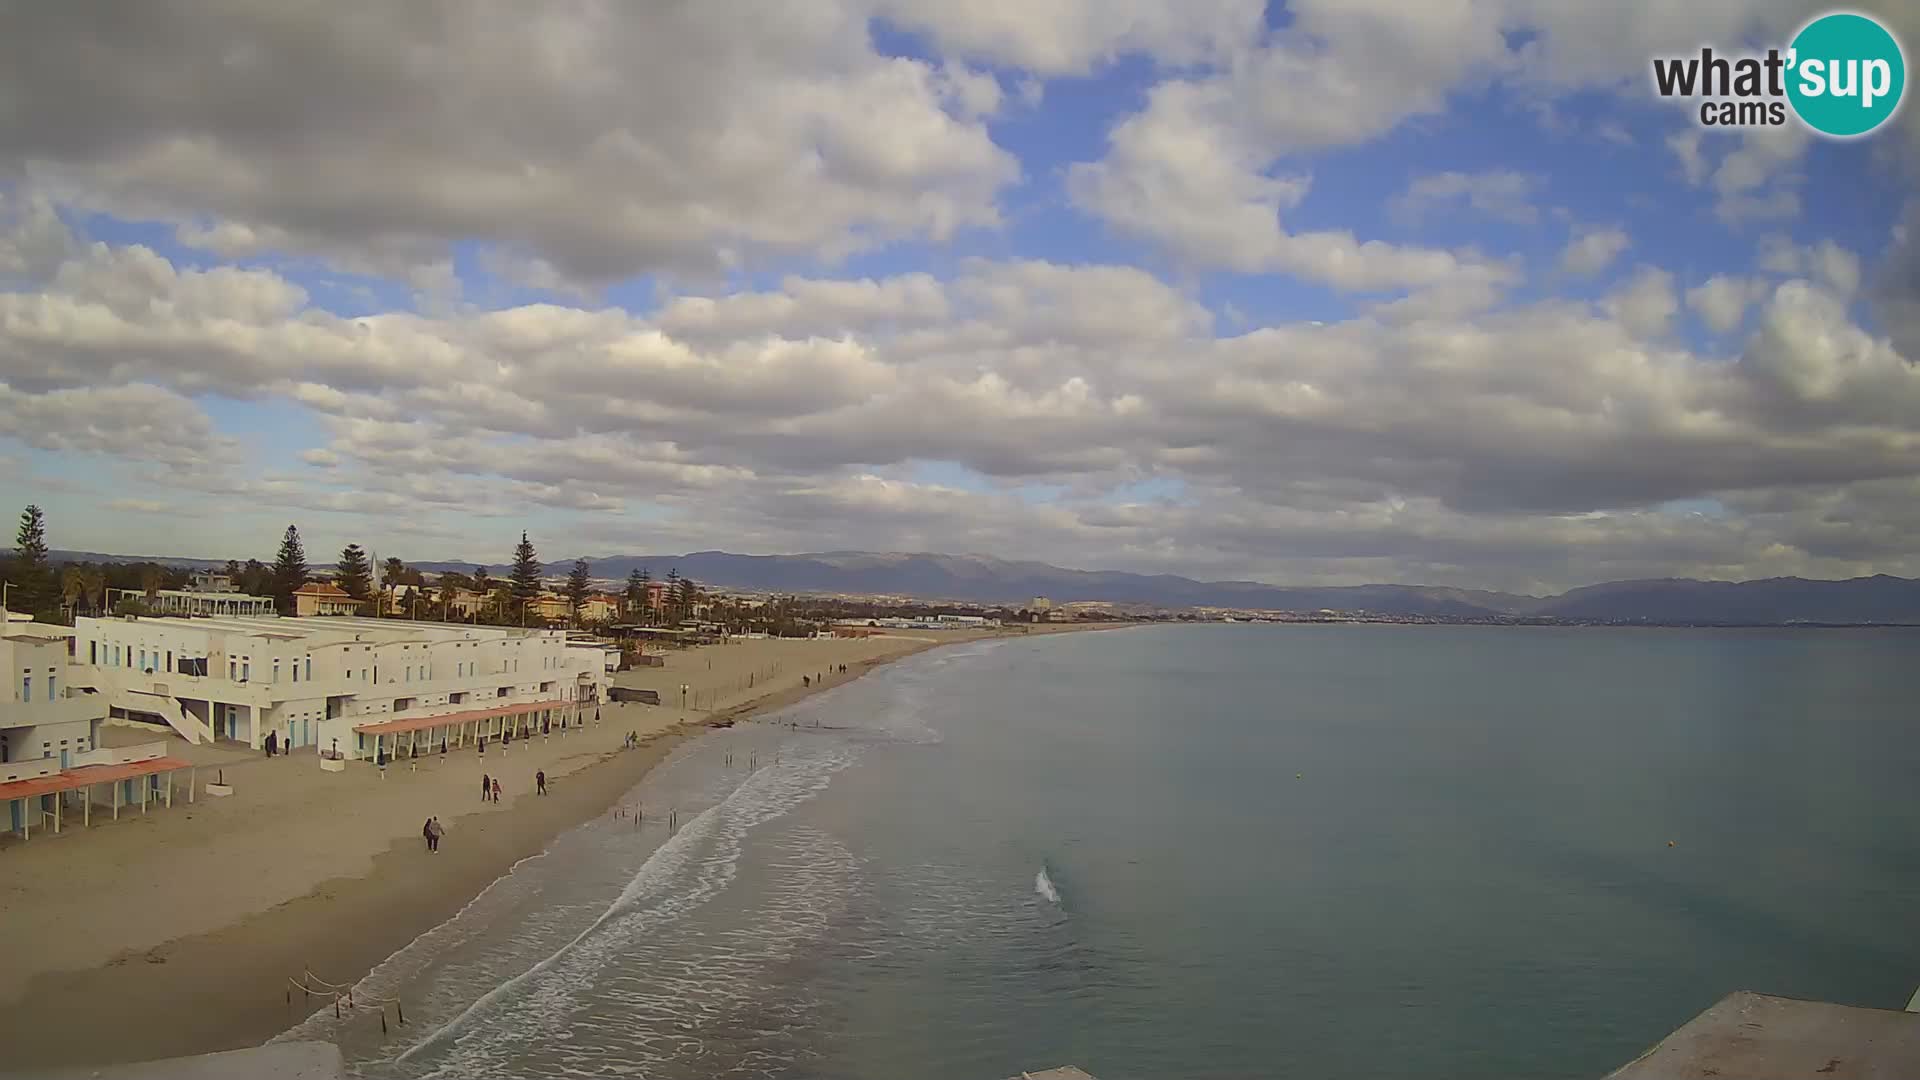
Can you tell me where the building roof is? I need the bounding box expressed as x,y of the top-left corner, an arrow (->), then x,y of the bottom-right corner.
77,614 -> 567,648
0,756 -> 194,802
353,698 -> 569,737
294,582 -> 352,597
1603,991 -> 1920,1079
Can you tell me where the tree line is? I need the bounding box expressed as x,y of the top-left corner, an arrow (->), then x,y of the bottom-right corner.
1,506 -> 709,630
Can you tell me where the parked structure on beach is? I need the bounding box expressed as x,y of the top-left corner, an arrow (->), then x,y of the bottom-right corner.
70,614 -> 613,758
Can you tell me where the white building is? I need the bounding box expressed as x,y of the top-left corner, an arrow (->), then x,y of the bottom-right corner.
71,614 -> 613,762
3,611 -> 195,838
2,613 -> 105,780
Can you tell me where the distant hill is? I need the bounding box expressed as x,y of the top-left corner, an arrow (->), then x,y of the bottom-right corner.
1531,574 -> 1920,624
16,547 -> 1920,625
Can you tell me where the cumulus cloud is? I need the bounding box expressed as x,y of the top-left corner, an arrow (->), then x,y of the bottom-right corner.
1560,227 -> 1631,276
0,2 -> 1018,284
4,222 -> 1919,588
1686,275 -> 1769,334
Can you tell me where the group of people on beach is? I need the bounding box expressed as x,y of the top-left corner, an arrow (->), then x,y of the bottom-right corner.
479,774 -> 503,802
421,816 -> 443,852
801,665 -> 850,690
623,731 -> 642,749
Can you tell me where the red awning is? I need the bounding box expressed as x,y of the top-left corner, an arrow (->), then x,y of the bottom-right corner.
0,756 -> 193,801
353,699 -> 567,738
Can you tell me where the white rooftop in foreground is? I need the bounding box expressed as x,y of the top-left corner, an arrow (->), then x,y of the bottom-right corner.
1604,991 -> 1920,1079
15,1041 -> 345,1080
1009,1070 -> 1098,1080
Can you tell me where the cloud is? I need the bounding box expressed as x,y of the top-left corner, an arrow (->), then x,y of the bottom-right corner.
5,223 -> 1918,589
871,0 -> 1260,76
1391,171 -> 1540,226
0,3 -> 1018,285
1686,275 -> 1768,334
0,382 -> 240,468
6,1 -> 1920,592
1605,267 -> 1679,338
1560,227 -> 1631,276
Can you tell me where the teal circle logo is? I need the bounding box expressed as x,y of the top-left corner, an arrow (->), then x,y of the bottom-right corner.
1786,12 -> 1906,137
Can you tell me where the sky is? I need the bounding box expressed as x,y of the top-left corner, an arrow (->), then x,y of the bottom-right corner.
1,0 -> 1918,594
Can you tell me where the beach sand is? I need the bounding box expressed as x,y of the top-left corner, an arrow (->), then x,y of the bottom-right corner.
0,625 -> 1099,1070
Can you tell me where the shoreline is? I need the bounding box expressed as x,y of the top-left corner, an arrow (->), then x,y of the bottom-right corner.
0,627 -> 1105,1071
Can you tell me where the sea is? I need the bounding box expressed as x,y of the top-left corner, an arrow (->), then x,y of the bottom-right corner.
280,624 -> 1920,1079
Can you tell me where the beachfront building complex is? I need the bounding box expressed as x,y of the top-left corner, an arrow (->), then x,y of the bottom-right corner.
70,614 -> 616,761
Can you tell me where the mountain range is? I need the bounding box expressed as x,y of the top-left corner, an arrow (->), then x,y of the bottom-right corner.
22,547 -> 1920,625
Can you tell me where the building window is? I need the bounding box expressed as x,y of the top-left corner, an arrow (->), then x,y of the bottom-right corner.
21,676 -> 30,702
306,657 -> 312,681
242,662 -> 251,682
167,650 -> 173,672
48,674 -> 56,701
139,649 -> 147,670
229,659 -> 237,680
274,659 -> 281,683
90,641 -> 98,664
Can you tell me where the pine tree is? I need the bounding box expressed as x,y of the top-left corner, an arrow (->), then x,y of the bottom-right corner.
625,567 -> 646,617
509,532 -> 542,614
664,568 -> 681,625
383,557 -> 407,588
566,559 -> 592,623
337,544 -> 373,607
271,525 -> 309,615
675,575 -> 697,622
10,504 -> 54,618
224,559 -> 241,581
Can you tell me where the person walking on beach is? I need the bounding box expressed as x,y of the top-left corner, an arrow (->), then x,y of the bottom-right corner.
481,773 -> 491,802
423,818 -> 434,852
429,817 -> 443,852
492,777 -> 503,802
536,769 -> 547,796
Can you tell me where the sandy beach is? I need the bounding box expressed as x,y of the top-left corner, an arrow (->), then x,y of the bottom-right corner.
0,625 -> 1104,1070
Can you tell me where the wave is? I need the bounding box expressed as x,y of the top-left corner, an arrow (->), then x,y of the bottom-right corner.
393,742 -> 861,1078
1035,863 -> 1061,905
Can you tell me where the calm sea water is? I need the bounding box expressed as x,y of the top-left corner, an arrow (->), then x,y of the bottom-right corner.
284,625 -> 1920,1079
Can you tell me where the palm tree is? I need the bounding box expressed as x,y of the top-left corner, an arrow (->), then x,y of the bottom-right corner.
60,565 -> 84,622
79,565 -> 107,617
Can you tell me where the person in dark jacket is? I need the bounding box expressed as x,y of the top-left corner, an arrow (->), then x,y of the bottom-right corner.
481,773 -> 491,802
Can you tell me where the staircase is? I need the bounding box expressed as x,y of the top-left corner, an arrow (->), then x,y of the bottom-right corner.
163,697 -> 213,745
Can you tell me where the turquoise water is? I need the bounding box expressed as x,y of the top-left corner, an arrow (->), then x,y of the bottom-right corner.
291,625 -> 1920,1079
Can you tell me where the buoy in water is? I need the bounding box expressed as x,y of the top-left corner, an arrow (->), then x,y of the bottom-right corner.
1667,840 -> 1676,847
1295,772 -> 1302,778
